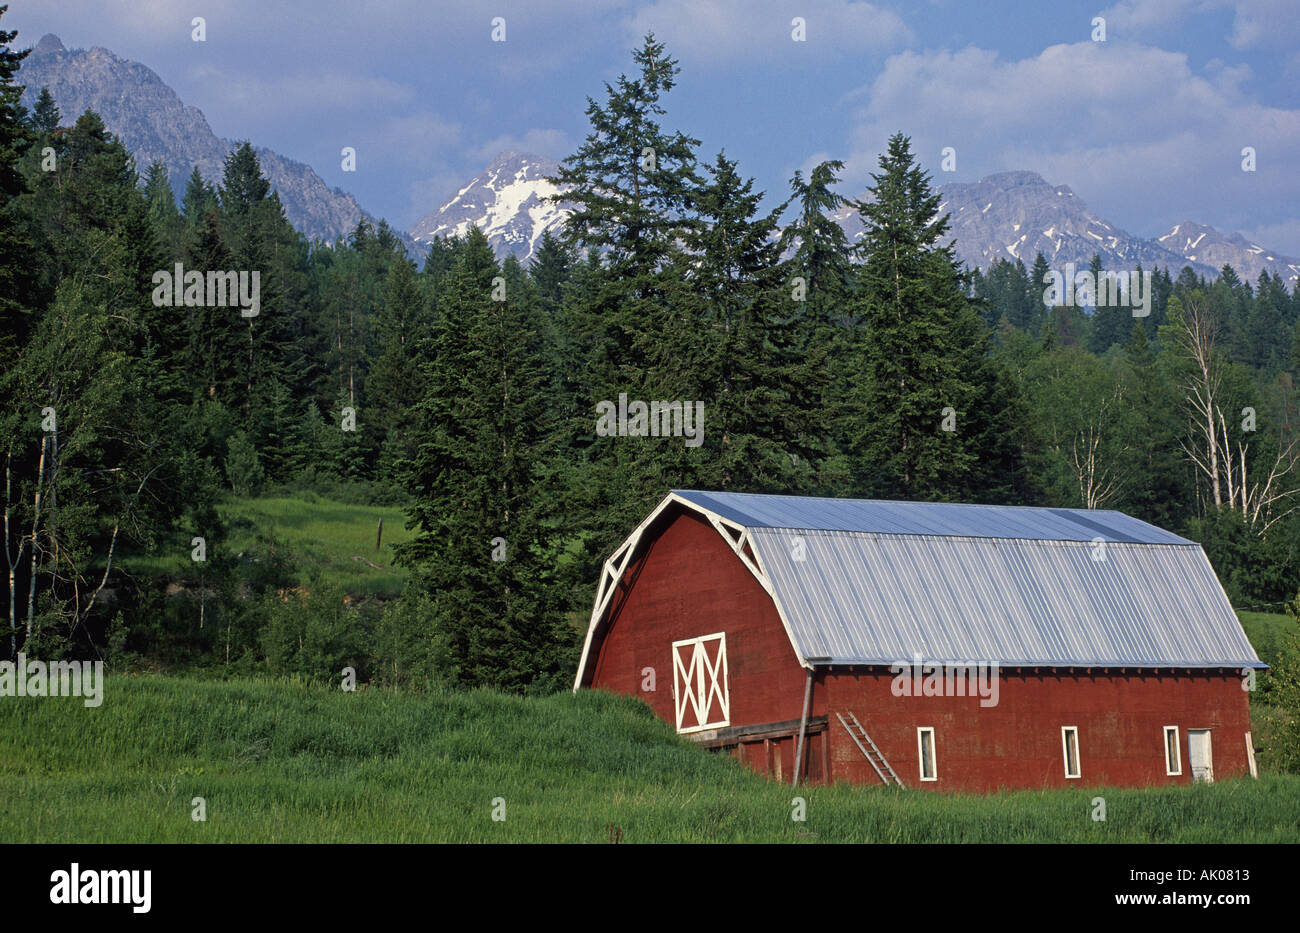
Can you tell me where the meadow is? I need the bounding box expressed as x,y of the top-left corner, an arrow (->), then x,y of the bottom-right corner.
1,674 -> 1296,844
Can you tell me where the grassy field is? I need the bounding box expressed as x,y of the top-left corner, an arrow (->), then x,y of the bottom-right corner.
2,675 -> 1297,843
120,493 -> 414,597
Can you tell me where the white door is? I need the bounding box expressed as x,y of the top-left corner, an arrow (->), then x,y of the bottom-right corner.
672,633 -> 729,733
1188,729 -> 1214,783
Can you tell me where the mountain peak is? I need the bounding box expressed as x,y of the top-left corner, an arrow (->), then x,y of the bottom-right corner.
18,38 -> 391,247
977,170 -> 1050,188
410,152 -> 567,261
33,34 -> 66,55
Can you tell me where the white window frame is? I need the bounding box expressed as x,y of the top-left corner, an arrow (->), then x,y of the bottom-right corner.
1061,726 -> 1081,779
1163,725 -> 1182,776
917,727 -> 937,782
671,632 -> 730,734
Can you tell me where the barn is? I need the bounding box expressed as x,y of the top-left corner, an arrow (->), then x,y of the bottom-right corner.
573,490 -> 1265,792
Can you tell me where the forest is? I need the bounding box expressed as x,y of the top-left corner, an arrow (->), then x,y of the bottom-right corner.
2,21 -> 1298,696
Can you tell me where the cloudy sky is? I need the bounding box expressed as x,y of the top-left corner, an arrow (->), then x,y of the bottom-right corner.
11,0 -> 1300,252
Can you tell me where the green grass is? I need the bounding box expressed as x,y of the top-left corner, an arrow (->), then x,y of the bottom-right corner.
2,675 -> 1297,843
121,493 -> 414,597
1239,611 -> 1299,674
221,495 -> 413,596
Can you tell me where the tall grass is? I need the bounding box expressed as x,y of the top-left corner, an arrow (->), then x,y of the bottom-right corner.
2,676 -> 1296,843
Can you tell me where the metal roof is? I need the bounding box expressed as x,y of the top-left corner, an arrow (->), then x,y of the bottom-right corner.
673,489 -> 1193,545
574,492 -> 1263,684
747,527 -> 1261,668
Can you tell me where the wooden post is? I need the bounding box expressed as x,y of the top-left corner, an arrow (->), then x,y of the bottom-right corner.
376,517 -> 383,551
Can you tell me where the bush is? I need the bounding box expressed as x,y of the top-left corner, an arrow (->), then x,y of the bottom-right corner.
224,431 -> 265,497
1271,590 -> 1300,774
259,576 -> 372,684
371,590 -> 448,689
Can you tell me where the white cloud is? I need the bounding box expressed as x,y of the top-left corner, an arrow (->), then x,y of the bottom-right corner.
1100,0 -> 1300,51
623,0 -> 911,65
839,40 -> 1300,249
185,65 -> 417,119
473,129 -> 571,164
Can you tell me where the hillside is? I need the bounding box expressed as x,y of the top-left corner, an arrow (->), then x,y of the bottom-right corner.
1,675 -> 1296,843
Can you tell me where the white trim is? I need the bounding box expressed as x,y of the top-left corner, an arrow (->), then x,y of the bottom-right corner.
743,530 -> 815,671
917,726 -> 937,782
1163,725 -> 1182,776
1061,726 -> 1081,779
1245,732 -> 1257,779
572,492 -> 812,692
671,632 -> 730,733
573,491 -> 691,691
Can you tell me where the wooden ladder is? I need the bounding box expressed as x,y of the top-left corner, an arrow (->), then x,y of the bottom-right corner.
836,712 -> 905,787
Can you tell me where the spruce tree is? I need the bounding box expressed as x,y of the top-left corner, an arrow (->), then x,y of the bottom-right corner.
0,8 -> 32,354
850,133 -> 982,499
397,226 -> 576,691
30,87 -> 58,135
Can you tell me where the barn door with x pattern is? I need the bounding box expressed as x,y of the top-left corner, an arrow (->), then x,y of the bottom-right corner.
672,633 -> 730,733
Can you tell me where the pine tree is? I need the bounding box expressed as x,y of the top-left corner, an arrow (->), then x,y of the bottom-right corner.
779,159 -> 852,327
0,8 -> 32,355
850,133 -> 984,499
397,227 -> 576,691
686,150 -> 823,491
142,160 -> 182,252
1090,252 -> 1131,354
181,166 -> 216,227
549,33 -> 701,284
547,34 -> 708,560
528,228 -> 571,315
368,254 -> 429,481
30,86 -> 58,135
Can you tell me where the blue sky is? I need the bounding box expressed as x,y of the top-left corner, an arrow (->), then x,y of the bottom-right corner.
12,0 -> 1300,253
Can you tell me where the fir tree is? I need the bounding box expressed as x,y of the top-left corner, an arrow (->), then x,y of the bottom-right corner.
30,86 -> 58,135
850,132 -> 984,499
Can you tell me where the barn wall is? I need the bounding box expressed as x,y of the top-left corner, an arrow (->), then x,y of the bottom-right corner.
825,668 -> 1253,792
589,510 -> 812,743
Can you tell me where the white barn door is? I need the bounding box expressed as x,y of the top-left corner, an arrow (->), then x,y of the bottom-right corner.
1188,729 -> 1214,783
672,633 -> 730,733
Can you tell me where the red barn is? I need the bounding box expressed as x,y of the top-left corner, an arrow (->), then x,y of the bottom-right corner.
574,491 -> 1265,792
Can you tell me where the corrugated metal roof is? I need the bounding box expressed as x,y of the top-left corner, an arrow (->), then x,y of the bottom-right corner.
669,491 -> 1262,669
673,489 -> 1192,545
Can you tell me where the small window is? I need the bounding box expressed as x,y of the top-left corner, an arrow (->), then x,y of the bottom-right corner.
1061,726 -> 1081,779
917,727 -> 937,782
1164,726 -> 1182,776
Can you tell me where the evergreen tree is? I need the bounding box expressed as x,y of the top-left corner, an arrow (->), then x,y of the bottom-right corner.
849,132 -> 984,499
528,228 -> 571,315
368,254 -> 429,480
779,159 -> 851,327
30,86 -> 58,135
397,227 -> 577,691
685,151 -> 823,491
142,160 -> 182,251
1090,252 -> 1131,354
0,7 -> 32,355
549,33 -> 701,284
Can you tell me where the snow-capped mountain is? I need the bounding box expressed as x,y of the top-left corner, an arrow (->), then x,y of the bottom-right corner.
412,155 -> 1299,287
1155,221 -> 1300,286
408,152 -> 569,262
